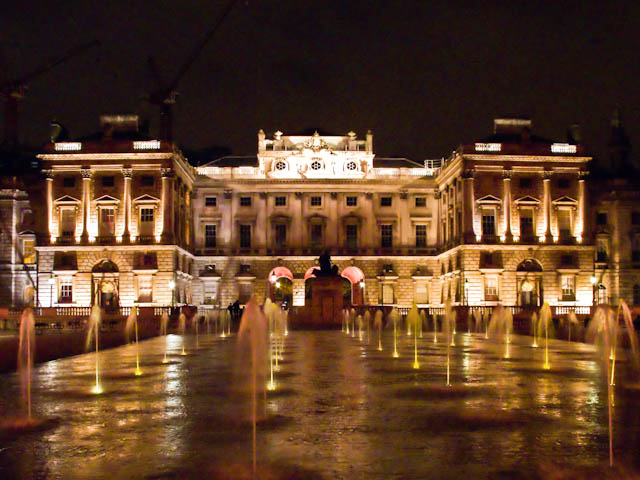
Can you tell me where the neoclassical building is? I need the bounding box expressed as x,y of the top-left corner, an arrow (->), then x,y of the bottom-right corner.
3,114 -> 638,312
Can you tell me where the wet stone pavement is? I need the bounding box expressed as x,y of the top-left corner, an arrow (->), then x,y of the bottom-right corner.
1,330 -> 640,479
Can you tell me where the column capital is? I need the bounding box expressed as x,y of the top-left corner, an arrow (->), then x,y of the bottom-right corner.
502,169 -> 513,179
461,169 -> 475,179
81,169 -> 93,179
161,168 -> 174,178
578,170 -> 589,180
43,169 -> 54,179
541,170 -> 553,180
122,168 -> 133,178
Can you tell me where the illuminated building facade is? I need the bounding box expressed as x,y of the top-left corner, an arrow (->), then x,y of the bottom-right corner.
5,115 -> 639,312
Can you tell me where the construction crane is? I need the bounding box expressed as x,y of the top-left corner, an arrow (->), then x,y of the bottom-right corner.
144,0 -> 243,141
0,39 -> 99,146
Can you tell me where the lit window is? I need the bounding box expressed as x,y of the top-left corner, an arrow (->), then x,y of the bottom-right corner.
138,276 -> 152,302
205,196 -> 217,207
415,197 -> 426,207
482,210 -> 495,236
310,196 -> 322,207
22,239 -> 35,264
381,224 -> 393,248
485,276 -> 498,301
240,197 -> 252,207
275,196 -> 286,206
205,224 -> 217,248
60,279 -> 73,303
346,196 -> 357,207
380,196 -> 392,207
561,275 -> 575,301
557,210 -> 571,238
415,225 -> 427,248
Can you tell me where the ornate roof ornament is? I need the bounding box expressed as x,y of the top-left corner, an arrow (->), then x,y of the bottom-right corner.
301,131 -> 329,152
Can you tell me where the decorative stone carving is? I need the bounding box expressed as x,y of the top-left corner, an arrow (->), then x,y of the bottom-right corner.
461,169 -> 475,179
161,168 -> 174,178
502,169 -> 513,179
44,169 -> 54,179
365,192 -> 373,199
224,190 -> 232,199
295,192 -> 303,199
81,169 -> 92,179
400,191 -> 408,200
541,170 -> 553,179
122,168 -> 133,178
330,192 -> 337,200
259,192 -> 267,199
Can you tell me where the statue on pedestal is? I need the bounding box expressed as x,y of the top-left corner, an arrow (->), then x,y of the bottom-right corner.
313,250 -> 339,277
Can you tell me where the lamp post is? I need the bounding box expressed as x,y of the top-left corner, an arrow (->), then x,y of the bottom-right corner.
590,274 -> 597,305
464,278 -> 469,306
359,280 -> 365,305
48,277 -> 55,308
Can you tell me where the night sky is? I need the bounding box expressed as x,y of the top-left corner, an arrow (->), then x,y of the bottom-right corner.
2,1 -> 639,165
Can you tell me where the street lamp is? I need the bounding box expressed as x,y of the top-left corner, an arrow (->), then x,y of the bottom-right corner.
48,277 -> 56,308
464,278 -> 469,306
590,274 -> 597,305
168,279 -> 176,308
359,280 -> 365,305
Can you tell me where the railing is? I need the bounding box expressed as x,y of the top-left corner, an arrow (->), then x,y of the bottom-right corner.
56,306 -> 91,316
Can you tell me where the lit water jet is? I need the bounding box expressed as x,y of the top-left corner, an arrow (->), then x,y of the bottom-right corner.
263,299 -> 277,390
472,309 -> 482,334
419,310 -> 426,339
487,305 -> 513,359
86,304 -> 102,394
350,308 -> 356,337
193,315 -> 200,349
179,313 -> 187,355
564,311 -> 580,342
388,308 -> 400,358
364,310 -> 371,344
18,305 -> 35,420
357,314 -> 363,341
374,309 -> 383,351
124,306 -> 142,376
483,309 -> 490,339
537,303 -> 553,369
432,313 -> 438,344
407,304 -> 420,369
237,297 -> 268,475
344,309 -> 350,334
161,312 -> 169,363
443,299 -> 455,386
530,311 -> 538,347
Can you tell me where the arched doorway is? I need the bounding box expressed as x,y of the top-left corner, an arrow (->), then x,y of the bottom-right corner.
516,258 -> 543,308
341,266 -> 365,305
92,259 -> 120,312
268,266 -> 293,306
304,267 -> 316,304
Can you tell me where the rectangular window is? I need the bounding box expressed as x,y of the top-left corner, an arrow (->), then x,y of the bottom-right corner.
346,196 -> 357,207
275,196 -> 286,207
205,224 -> 217,248
240,196 -> 252,207
596,238 -> 608,262
275,224 -> 287,247
346,224 -> 358,249
60,279 -> 72,303
141,175 -> 154,187
138,276 -> 152,303
484,276 -> 498,301
380,196 -> 392,207
558,178 -> 570,189
416,224 -> 427,248
519,177 -> 532,189
61,209 -> 76,237
310,224 -> 323,246
100,208 -> 115,235
560,254 -> 574,267
381,283 -> 394,304
240,224 -> 251,248
22,239 -> 35,264
63,176 -> 75,188
557,210 -> 571,237
415,197 -> 426,207
310,196 -> 322,207
632,212 -> 640,226
596,212 -> 607,226
415,283 -> 428,304
520,209 -> 534,237
205,196 -> 217,207
482,210 -> 495,235
101,176 -> 115,187
381,224 -> 393,248
561,275 -> 575,301
140,208 -> 154,223
238,283 -> 252,304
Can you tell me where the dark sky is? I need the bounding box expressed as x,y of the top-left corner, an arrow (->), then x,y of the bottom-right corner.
1,1 -> 639,164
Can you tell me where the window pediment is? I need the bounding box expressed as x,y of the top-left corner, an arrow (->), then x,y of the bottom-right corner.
514,195 -> 540,205
133,194 -> 160,204
94,194 -> 120,204
54,195 -> 81,205
552,196 -> 577,206
476,195 -> 502,205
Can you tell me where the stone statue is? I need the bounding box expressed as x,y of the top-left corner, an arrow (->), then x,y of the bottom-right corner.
313,250 -> 339,277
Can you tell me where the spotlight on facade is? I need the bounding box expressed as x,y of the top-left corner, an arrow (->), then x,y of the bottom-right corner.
270,274 -> 277,283
275,280 -> 280,288
169,279 -> 176,290
359,280 -> 365,288
590,275 -> 597,285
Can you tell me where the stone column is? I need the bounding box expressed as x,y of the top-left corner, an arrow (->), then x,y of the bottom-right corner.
462,170 -> 475,243
122,168 -> 132,242
502,170 -> 513,242
542,171 -> 552,241
161,168 -> 175,243
577,173 -> 587,242
80,168 -> 92,241
434,189 -> 442,245
45,170 -> 54,239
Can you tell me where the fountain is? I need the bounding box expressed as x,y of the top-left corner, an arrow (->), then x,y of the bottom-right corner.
344,309 -> 350,334
487,305 -> 513,359
263,299 -> 277,391
432,313 -> 438,344
530,311 -> 539,347
161,312 -> 170,363
537,303 -> 553,369
236,297 -> 268,476
357,314 -> 363,341
443,299 -> 456,386
564,311 -> 580,342
388,308 -> 400,358
124,306 -> 142,376
18,305 -> 35,420
364,310 -> 371,344
85,304 -> 103,394
473,309 -> 482,333
179,313 -> 187,355
350,308 -> 356,337
483,309 -> 490,339
419,309 -> 426,339
407,304 -> 421,369
193,315 -> 200,349
374,309 -> 383,351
